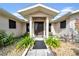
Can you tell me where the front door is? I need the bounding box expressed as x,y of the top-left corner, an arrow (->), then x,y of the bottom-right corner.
34,22 -> 44,37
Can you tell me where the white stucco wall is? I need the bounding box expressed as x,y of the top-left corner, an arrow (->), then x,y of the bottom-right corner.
1,10 -> 79,38
21,23 -> 26,34
52,19 -> 72,36
30,12 -> 49,17
51,13 -> 79,37
0,15 -> 26,36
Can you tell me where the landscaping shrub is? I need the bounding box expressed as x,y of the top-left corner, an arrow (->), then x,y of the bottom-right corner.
0,30 -> 7,39
46,36 -> 60,48
0,30 -> 14,47
0,30 -> 6,47
3,33 -> 14,46
16,35 -> 34,50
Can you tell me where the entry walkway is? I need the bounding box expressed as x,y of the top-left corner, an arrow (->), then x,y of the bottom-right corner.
26,40 -> 54,56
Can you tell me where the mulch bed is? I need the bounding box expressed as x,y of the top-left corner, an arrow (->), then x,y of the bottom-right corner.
0,41 -> 25,56
51,41 -> 79,56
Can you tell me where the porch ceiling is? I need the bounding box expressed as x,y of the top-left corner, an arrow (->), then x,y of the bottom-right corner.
18,4 -> 59,17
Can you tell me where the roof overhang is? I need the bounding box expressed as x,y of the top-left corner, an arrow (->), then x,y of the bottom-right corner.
18,4 -> 59,18
52,11 -> 71,22
0,8 -> 27,22
72,10 -> 79,14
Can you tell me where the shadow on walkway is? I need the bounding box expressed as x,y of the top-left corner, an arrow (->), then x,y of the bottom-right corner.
33,40 -> 47,49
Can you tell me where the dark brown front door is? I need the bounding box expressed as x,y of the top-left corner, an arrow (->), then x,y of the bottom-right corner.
34,22 -> 44,36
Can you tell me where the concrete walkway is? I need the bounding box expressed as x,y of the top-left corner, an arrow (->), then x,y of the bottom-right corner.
26,40 -> 53,56
26,49 -> 53,56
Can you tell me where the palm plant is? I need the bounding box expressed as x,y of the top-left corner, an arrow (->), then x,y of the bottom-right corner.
46,36 -> 60,48
16,35 -> 34,50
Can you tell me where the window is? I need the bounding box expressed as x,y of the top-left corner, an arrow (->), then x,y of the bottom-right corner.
49,23 -> 51,32
9,19 -> 16,29
26,23 -> 29,32
60,20 -> 66,28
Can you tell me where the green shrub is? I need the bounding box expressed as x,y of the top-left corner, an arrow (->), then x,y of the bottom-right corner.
46,36 -> 60,48
3,34 -> 14,46
0,30 -> 7,47
0,30 -> 7,39
0,30 -> 14,47
16,36 -> 34,50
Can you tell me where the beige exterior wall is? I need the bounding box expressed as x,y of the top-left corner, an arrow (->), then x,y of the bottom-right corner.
51,19 -> 71,36
51,13 -> 79,37
30,12 -> 49,17
1,10 -> 79,37
21,23 -> 26,34
0,15 -> 26,36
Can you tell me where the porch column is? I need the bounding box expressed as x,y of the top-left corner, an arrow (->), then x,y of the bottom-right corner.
29,16 -> 32,38
46,17 -> 49,38
44,21 -> 45,37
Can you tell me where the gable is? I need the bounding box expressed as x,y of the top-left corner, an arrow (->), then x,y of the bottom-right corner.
18,4 -> 59,18
29,11 -> 49,17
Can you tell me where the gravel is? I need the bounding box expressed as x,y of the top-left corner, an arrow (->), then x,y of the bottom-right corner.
51,41 -> 79,56
0,40 -> 79,56
0,42 -> 25,56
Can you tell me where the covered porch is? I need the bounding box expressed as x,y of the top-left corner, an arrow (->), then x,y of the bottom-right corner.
18,4 -> 59,38
29,17 -> 49,38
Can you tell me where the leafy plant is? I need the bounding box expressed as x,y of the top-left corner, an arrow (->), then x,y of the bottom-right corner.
46,36 -> 60,48
3,33 -> 14,46
0,30 -> 14,47
16,35 -> 34,50
0,30 -> 7,39
0,30 -> 7,47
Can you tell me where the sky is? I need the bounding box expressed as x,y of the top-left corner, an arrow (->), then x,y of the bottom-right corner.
0,3 -> 79,13
0,3 -> 79,19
